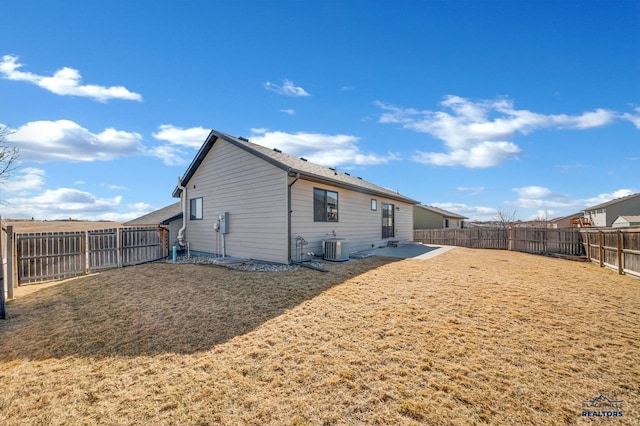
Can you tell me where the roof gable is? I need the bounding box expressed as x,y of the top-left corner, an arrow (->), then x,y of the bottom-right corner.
415,204 -> 468,219
584,192 -> 640,211
173,130 -> 418,204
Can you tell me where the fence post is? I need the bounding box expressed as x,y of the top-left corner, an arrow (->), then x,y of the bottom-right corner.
7,225 -> 15,296
599,231 -> 604,268
585,231 -> 591,260
617,230 -> 623,275
1,219 -> 5,320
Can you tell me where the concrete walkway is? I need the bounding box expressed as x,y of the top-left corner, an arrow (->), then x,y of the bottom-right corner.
352,242 -> 456,260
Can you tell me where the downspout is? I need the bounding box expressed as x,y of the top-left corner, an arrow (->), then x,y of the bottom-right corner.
287,171 -> 300,264
177,177 -> 187,246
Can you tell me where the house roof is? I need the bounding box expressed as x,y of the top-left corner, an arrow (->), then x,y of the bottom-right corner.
549,212 -> 582,223
172,130 -> 419,204
584,192 -> 640,211
124,202 -> 182,226
614,215 -> 640,223
415,204 -> 468,219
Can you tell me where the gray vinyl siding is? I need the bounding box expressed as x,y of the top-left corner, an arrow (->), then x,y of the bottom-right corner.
183,139 -> 289,263
413,207 -> 445,229
290,179 -> 413,260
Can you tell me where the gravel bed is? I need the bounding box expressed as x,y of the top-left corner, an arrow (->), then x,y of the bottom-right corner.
165,255 -> 329,272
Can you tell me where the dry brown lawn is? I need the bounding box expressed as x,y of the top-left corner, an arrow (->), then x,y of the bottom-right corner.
0,248 -> 638,425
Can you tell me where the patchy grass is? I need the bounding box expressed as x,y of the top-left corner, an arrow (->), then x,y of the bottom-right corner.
0,248 -> 638,425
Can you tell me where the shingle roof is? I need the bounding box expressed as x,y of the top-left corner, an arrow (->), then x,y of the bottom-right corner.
415,204 -> 468,219
172,130 -> 419,204
615,215 -> 640,223
584,192 -> 640,211
124,202 -> 182,226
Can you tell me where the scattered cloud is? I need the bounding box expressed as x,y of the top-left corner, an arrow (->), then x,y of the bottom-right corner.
5,120 -> 144,162
102,183 -> 127,190
622,106 -> 640,129
5,188 -> 121,219
280,109 -> 296,115
0,54 -> 142,102
431,202 -> 497,222
457,186 -> 485,195
152,124 -> 210,148
510,186 -> 636,211
264,79 -> 310,97
2,167 -> 47,195
149,125 -> 212,166
147,144 -> 189,167
376,95 -> 618,168
249,129 -> 399,167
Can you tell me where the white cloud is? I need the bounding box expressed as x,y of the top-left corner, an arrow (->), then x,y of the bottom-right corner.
431,202 -> 497,221
0,54 -> 142,102
2,167 -> 47,195
622,107 -> 640,129
249,129 -> 399,166
510,186 -> 637,211
280,109 -> 296,115
147,144 -> 189,167
377,95 -> 618,168
413,141 -> 521,168
152,124 -> 210,148
264,79 -> 310,97
5,188 -> 121,219
149,125 -> 212,166
5,120 -> 144,162
457,186 -> 485,195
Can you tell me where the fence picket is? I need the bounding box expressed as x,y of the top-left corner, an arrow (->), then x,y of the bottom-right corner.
13,226 -> 167,285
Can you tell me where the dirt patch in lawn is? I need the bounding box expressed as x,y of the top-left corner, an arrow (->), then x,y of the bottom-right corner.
1,248 -> 638,425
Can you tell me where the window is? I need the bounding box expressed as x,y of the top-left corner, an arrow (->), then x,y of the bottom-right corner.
444,218 -> 449,228
190,197 -> 203,220
314,188 -> 338,222
371,199 -> 377,211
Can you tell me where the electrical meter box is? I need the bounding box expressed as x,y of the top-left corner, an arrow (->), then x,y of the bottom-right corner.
219,212 -> 229,234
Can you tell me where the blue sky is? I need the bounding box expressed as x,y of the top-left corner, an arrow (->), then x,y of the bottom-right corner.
1,0 -> 639,222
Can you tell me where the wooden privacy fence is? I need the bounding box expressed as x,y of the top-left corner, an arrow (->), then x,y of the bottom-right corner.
581,228 -> 640,278
413,227 -> 585,256
6,226 -> 168,287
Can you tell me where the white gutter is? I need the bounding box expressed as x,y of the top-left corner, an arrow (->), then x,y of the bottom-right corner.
177,177 -> 187,246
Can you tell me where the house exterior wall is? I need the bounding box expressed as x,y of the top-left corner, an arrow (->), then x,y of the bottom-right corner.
290,179 -> 414,260
167,218 -> 184,249
183,139 -> 289,263
414,207 -> 464,229
585,196 -> 640,227
413,207 -> 444,229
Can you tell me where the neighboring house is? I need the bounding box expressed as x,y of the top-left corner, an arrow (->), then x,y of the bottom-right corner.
414,204 -> 468,229
171,130 -> 419,264
549,212 -> 583,228
582,192 -> 640,227
612,215 -> 640,228
124,202 -> 183,247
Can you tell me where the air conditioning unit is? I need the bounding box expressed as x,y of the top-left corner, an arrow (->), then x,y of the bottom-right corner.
323,238 -> 349,261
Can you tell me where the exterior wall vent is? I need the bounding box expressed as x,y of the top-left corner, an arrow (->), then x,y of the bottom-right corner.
323,238 -> 349,261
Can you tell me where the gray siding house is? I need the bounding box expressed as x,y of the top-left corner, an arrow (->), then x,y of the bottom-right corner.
582,193 -> 640,227
124,202 -> 183,247
172,130 -> 418,264
414,204 -> 468,229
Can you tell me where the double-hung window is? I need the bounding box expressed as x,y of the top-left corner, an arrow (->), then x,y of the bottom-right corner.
313,188 -> 338,222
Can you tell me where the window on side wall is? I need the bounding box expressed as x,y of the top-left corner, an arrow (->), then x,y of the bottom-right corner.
371,199 -> 377,211
314,188 -> 338,222
190,197 -> 203,220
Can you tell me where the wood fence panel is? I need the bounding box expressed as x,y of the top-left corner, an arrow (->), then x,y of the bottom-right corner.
122,227 -> 165,266
88,229 -> 119,270
580,229 -> 640,279
414,227 -> 581,254
14,226 -> 167,285
622,230 -> 640,278
17,232 -> 85,284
